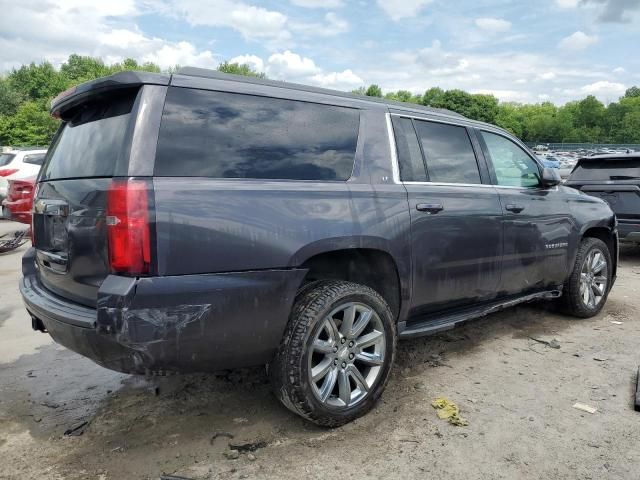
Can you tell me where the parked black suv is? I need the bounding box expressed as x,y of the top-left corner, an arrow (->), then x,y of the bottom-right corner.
21,69 -> 618,426
566,154 -> 640,244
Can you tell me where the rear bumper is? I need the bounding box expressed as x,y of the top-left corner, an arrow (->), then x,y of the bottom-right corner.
20,247 -> 306,374
618,221 -> 640,243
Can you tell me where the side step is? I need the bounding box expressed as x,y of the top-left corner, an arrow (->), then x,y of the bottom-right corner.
398,290 -> 561,339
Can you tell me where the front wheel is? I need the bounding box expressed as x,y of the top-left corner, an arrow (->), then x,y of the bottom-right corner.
270,280 -> 396,427
561,237 -> 612,318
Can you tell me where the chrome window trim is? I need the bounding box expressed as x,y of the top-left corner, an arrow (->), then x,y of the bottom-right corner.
403,181 -> 495,188
385,112 -> 401,184
390,112 -> 472,129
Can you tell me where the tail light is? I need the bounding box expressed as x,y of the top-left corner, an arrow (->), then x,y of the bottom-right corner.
0,169 -> 19,177
8,180 -> 34,201
106,179 -> 151,275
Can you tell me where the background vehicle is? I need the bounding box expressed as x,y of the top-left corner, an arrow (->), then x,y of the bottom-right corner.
1,176 -> 37,224
566,153 -> 640,244
20,70 -> 618,427
0,149 -> 46,213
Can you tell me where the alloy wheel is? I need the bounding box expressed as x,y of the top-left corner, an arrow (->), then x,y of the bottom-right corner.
308,302 -> 386,408
579,248 -> 608,309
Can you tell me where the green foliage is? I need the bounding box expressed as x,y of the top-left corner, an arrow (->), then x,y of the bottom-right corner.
0,78 -> 24,117
0,100 -> 58,146
216,62 -> 265,78
625,86 -> 640,98
365,84 -> 382,97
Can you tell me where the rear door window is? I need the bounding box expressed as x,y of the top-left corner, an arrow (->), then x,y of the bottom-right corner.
570,159 -> 640,181
391,116 -> 427,182
155,88 -> 360,181
413,120 -> 481,184
40,88 -> 137,181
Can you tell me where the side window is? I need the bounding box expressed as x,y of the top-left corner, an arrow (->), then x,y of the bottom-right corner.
155,88 -> 360,181
480,131 -> 540,188
413,120 -> 481,184
391,116 -> 426,182
23,154 -> 46,166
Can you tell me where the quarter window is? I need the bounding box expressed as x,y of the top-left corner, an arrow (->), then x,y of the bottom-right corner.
480,131 -> 541,188
413,120 -> 481,184
155,88 -> 360,181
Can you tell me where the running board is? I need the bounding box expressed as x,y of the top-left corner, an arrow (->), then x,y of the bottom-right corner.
398,290 -> 562,339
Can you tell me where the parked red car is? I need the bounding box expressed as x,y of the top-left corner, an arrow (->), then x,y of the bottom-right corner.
1,176 -> 36,224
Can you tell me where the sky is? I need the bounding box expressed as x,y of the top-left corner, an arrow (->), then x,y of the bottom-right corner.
0,0 -> 639,105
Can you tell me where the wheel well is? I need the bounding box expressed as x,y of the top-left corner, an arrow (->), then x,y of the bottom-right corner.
582,227 -> 617,276
299,249 -> 401,320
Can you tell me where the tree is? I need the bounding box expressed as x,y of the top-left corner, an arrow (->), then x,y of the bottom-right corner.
0,78 -> 24,117
625,86 -> 640,98
216,62 -> 265,78
0,100 -> 58,146
422,87 -> 445,107
365,84 -> 382,97
8,62 -> 67,102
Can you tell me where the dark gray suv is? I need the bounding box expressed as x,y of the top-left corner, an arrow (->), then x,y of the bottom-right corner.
21,68 -> 618,426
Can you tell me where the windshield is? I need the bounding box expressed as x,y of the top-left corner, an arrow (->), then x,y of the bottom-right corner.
570,159 -> 640,181
0,153 -> 16,167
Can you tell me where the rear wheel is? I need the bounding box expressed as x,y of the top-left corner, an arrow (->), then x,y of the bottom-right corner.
270,280 -> 396,427
561,237 -> 612,318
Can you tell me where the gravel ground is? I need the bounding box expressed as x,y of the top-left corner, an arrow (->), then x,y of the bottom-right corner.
1,218 -> 639,480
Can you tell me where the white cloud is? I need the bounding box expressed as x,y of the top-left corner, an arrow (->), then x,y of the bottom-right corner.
229,54 -> 265,72
266,51 -> 321,78
579,80 -> 626,96
538,71 -> 557,80
310,69 -> 364,89
0,0 -> 217,71
377,0 -> 434,21
555,0 -> 579,7
474,17 -> 512,33
613,66 -> 626,74
289,0 -> 343,7
558,31 -> 599,51
291,12 -> 349,36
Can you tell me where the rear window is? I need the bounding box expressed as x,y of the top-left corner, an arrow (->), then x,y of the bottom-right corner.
0,153 -> 16,167
570,159 -> 640,181
155,88 -> 360,181
40,89 -> 137,181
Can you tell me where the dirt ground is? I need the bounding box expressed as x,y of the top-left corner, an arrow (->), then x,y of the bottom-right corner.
1,218 -> 639,480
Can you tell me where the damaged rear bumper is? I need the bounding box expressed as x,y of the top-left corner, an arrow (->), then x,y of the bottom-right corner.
20,248 -> 306,374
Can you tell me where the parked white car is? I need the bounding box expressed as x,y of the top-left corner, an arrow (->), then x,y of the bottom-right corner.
0,149 -> 47,216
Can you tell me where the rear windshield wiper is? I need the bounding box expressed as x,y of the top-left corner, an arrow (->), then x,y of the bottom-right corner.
609,175 -> 640,180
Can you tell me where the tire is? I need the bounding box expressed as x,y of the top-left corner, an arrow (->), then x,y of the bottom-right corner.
270,280 -> 396,427
561,237 -> 612,318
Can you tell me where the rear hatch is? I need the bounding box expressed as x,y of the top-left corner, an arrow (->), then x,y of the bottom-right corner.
33,86 -> 146,307
566,157 -> 640,223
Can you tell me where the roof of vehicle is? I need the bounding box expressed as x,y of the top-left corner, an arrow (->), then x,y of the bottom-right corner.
176,67 -> 466,120
577,153 -> 640,162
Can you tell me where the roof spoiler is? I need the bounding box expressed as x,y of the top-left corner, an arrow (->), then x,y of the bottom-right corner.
50,71 -> 170,118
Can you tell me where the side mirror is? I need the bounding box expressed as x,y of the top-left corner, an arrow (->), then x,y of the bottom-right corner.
541,167 -> 561,187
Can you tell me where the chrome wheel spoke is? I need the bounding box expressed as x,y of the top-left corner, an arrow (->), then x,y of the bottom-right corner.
592,282 -> 604,297
312,339 -> 335,355
582,283 -> 590,305
337,369 -> 351,405
312,357 -> 333,382
356,330 -> 383,350
351,309 -> 372,338
318,368 -> 338,402
355,351 -> 384,366
348,365 -> 369,393
340,305 -> 357,337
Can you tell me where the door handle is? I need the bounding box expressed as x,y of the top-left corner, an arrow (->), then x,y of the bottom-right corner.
416,203 -> 444,214
505,204 -> 525,213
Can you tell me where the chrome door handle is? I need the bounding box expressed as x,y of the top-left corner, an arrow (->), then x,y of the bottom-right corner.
416,203 -> 444,214
505,204 -> 524,213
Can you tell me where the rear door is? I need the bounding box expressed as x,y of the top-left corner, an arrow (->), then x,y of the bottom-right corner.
391,115 -> 503,316
33,86 -> 155,307
477,129 -> 572,295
